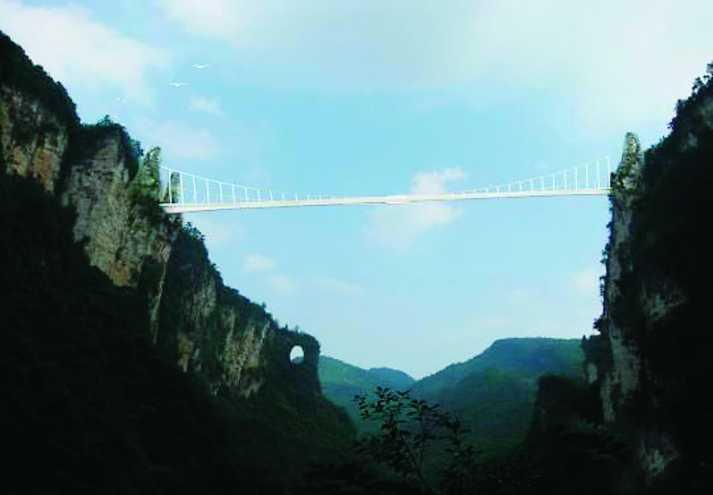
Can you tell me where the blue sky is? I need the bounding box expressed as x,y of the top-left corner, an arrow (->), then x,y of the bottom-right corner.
3,0 -> 712,378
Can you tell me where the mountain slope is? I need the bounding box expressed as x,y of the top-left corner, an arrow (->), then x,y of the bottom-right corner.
366,367 -> 416,389
412,338 -> 583,400
321,338 -> 584,460
409,338 -> 583,458
319,356 -> 415,429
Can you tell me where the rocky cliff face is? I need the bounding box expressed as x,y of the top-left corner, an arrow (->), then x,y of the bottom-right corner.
158,226 -> 322,398
0,31 -> 323,403
0,85 -> 68,193
584,65 -> 713,487
60,129 -> 178,339
585,133 -> 680,482
1,84 -> 178,342
595,133 -> 646,423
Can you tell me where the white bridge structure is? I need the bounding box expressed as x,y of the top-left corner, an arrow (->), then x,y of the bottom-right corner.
159,158 -> 613,214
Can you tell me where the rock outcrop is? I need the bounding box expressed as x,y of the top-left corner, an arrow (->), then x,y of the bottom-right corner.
596,132 -> 647,424
585,133 -> 680,483
0,85 -> 69,192
157,226 -> 322,398
584,64 -> 713,488
60,129 -> 177,339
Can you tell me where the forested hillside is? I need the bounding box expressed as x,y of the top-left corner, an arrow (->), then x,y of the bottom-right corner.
319,356 -> 415,430
321,338 -> 583,453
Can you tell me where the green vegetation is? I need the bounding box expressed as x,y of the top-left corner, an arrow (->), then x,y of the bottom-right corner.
412,338 -> 583,398
354,387 -> 477,494
321,339 -> 583,447
410,338 -> 583,454
367,367 -> 417,389
0,30 -> 78,130
64,114 -> 144,179
319,356 -> 415,431
129,145 -> 166,223
162,171 -> 182,204
320,338 -> 585,488
130,146 -> 161,199
518,375 -> 636,495
308,380 -> 599,495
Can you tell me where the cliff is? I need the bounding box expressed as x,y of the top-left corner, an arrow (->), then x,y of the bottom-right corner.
159,225 -> 323,398
409,338 -> 584,459
0,28 -> 329,403
582,63 -> 713,489
0,30 -> 352,492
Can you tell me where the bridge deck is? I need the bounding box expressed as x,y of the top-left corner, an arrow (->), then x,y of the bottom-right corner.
160,188 -> 610,214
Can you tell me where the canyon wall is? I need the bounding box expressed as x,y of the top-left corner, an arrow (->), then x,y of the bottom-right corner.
584,66 -> 713,488
0,30 -> 323,404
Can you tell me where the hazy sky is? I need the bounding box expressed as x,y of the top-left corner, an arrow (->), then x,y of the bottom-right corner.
2,0 -> 712,378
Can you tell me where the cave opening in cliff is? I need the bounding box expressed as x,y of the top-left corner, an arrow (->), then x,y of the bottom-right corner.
290,345 -> 304,364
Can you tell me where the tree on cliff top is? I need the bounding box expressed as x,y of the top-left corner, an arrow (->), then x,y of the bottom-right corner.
131,146 -> 161,200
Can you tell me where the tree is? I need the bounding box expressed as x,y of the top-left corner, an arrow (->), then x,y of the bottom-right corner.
131,146 -> 161,201
161,170 -> 181,204
354,387 -> 477,495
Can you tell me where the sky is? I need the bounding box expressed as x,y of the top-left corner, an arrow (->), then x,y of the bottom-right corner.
2,0 -> 712,378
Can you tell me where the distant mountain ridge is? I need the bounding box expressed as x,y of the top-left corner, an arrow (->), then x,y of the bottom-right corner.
366,367 -> 416,389
412,338 -> 583,456
319,338 -> 584,452
318,356 -> 415,430
411,337 -> 583,399
319,356 -> 416,389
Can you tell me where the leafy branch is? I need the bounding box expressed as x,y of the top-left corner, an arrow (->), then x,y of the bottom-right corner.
354,387 -> 477,495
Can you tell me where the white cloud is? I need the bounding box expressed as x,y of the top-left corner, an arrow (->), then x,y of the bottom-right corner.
190,96 -> 224,116
366,167 -> 466,249
134,118 -> 221,160
0,0 -> 168,104
411,168 -> 466,194
267,274 -> 296,294
156,0 -> 242,41
242,253 -> 276,273
467,1 -> 713,131
156,0 -> 713,130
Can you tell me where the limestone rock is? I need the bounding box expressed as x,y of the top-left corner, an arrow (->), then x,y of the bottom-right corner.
0,86 -> 68,192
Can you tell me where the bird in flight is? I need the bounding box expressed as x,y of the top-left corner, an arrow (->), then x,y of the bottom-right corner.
192,64 -> 210,69
169,81 -> 189,88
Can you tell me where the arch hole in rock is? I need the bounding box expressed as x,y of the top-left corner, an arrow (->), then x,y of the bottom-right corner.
290,345 -> 304,364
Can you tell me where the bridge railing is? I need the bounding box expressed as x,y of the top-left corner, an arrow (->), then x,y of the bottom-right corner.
158,157 -> 612,207
470,158 -> 612,195
158,167 -> 301,206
